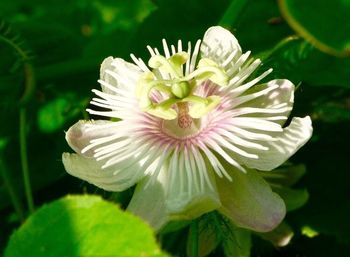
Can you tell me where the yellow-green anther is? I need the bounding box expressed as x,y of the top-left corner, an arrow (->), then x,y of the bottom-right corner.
136,53 -> 227,120
188,95 -> 221,119
182,95 -> 209,105
136,72 -> 154,97
153,84 -> 172,95
147,104 -> 177,120
136,72 -> 156,109
149,55 -> 180,78
171,81 -> 191,98
185,58 -> 229,86
158,98 -> 180,109
168,52 -> 189,76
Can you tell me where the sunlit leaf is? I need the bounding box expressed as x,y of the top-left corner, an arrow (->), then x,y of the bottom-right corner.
4,195 -> 167,257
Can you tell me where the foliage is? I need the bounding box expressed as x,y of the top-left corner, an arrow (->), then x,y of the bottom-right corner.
4,195 -> 167,257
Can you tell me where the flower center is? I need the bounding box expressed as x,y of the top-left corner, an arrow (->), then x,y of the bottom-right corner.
136,50 -> 229,120
161,105 -> 203,139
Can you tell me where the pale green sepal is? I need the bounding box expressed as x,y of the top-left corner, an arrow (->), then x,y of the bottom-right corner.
217,167 -> 286,232
168,194 -> 221,221
165,160 -> 221,221
188,95 -> 220,119
257,222 -> 294,247
127,175 -> 169,231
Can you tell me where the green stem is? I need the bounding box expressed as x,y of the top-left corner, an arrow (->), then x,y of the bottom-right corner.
190,219 -> 199,257
219,0 -> 249,29
1,20 -> 36,216
19,107 -> 35,214
0,156 -> 25,222
258,35 -> 301,62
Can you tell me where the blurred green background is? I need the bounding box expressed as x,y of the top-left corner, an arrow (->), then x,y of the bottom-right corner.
1,0 -> 350,256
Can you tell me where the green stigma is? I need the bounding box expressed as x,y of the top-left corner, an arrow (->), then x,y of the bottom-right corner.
136,51 -> 228,121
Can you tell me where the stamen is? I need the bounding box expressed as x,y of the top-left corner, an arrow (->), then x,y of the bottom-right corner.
162,38 -> 171,58
171,45 -> 176,55
130,54 -> 149,72
147,45 -> 156,56
190,40 -> 201,73
177,39 -> 182,52
192,145 -> 215,191
227,51 -> 251,77
222,49 -> 238,68
185,41 -> 192,75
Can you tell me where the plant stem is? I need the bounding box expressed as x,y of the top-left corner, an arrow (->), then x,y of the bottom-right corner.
219,0 -> 249,29
190,219 -> 199,257
0,156 -> 25,222
19,107 -> 34,214
258,35 -> 301,62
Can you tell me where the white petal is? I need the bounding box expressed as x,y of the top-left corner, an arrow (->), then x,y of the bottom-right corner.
164,148 -> 221,219
217,168 -> 286,232
239,116 -> 313,171
62,153 -> 145,191
100,56 -> 142,95
237,79 -> 295,125
201,26 -> 242,70
65,120 -> 126,157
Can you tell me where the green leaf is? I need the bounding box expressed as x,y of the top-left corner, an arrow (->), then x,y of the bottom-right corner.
185,212 -> 251,257
265,38 -> 350,88
222,224 -> 251,257
186,214 -> 221,257
260,164 -> 306,187
37,94 -> 84,133
279,0 -> 350,56
4,195 -> 167,257
235,0 -> 294,54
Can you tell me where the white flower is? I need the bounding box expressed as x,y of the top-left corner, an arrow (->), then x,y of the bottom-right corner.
62,26 -> 313,232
